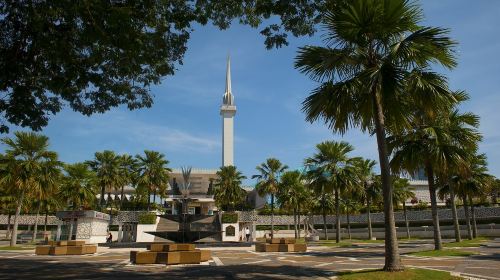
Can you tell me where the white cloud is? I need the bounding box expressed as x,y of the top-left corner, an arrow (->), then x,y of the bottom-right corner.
132,125 -> 220,153
60,110 -> 220,155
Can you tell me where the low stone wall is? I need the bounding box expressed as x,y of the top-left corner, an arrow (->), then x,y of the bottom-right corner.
240,206 -> 500,225
0,215 -> 62,225
314,224 -> 500,239
255,224 -> 500,239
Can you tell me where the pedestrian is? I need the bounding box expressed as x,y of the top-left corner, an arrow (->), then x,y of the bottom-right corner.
245,227 -> 251,242
106,232 -> 113,243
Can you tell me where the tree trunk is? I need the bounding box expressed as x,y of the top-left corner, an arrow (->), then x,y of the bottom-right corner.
32,201 -> 41,242
147,189 -> 151,211
120,185 -> 125,210
335,189 -> 341,243
100,185 -> 106,211
68,220 -> 74,241
403,201 -> 410,239
293,207 -> 298,239
322,193 -> 327,240
6,213 -> 11,239
372,91 -> 402,271
367,198 -> 373,240
44,210 -> 48,232
346,204 -> 351,240
298,205 -> 301,239
271,194 -> 275,239
462,195 -> 472,240
449,184 -> 461,242
153,189 -> 157,207
109,193 -> 113,214
425,162 -> 442,250
470,197 -> 477,239
10,190 -> 25,247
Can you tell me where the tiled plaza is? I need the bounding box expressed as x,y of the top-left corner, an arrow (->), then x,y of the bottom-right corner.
1,240 -> 499,279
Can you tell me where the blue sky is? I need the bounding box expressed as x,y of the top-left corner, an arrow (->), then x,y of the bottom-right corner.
3,1 -> 500,185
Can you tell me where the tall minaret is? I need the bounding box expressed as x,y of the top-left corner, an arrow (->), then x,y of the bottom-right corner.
220,56 -> 236,167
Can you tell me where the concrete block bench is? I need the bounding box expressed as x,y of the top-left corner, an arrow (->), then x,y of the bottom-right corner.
130,243 -> 211,265
256,238 -> 307,253
36,241 -> 97,256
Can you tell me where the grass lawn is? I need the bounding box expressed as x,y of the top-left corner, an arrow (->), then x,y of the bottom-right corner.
443,237 -> 491,248
351,239 -> 385,244
337,268 -> 462,280
398,237 -> 430,241
410,249 -> 475,257
0,246 -> 35,251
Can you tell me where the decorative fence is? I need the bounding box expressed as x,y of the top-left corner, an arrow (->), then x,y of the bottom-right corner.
238,206 -> 500,225
2,207 -> 499,227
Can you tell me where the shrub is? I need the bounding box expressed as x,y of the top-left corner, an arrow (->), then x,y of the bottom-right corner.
221,212 -> 238,223
414,200 -> 429,210
256,225 -> 288,231
257,205 -> 294,215
108,225 -> 119,231
138,213 -> 157,224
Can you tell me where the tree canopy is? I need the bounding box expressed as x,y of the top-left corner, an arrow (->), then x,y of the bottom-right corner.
0,0 -> 328,133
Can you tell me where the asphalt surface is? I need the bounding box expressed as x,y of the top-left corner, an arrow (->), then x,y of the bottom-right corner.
0,239 -> 499,279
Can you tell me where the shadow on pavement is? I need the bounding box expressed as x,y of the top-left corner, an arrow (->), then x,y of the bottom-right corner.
304,250 -> 386,258
469,253 -> 500,261
0,258 -> 335,280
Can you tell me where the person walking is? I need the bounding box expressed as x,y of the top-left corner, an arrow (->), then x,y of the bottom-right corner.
106,232 -> 113,243
245,227 -> 251,242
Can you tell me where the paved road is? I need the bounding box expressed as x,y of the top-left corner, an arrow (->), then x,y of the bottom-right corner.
0,240 -> 498,279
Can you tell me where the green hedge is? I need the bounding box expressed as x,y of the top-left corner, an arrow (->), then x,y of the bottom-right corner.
138,213 -> 157,224
108,225 -> 119,231
256,225 -> 288,231
221,213 -> 238,223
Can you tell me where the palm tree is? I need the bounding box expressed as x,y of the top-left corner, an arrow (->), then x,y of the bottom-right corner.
60,163 -> 96,240
490,178 -> 500,205
466,154 -> 491,239
118,154 -> 137,210
392,178 -> 415,239
457,179 -> 473,240
354,159 -> 379,240
305,166 -> 331,240
213,166 -> 247,211
135,150 -> 171,211
40,195 -> 62,233
305,141 -> 358,243
295,182 -> 309,239
31,158 -> 61,242
341,196 -> 360,240
437,179 -> 461,242
86,150 -> 122,211
277,171 -> 305,238
0,132 -> 59,246
300,187 -> 317,238
0,183 -> 16,239
454,153 -> 490,240
295,0 -> 456,270
428,104 -> 482,243
252,158 -> 288,239
389,106 -> 481,249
